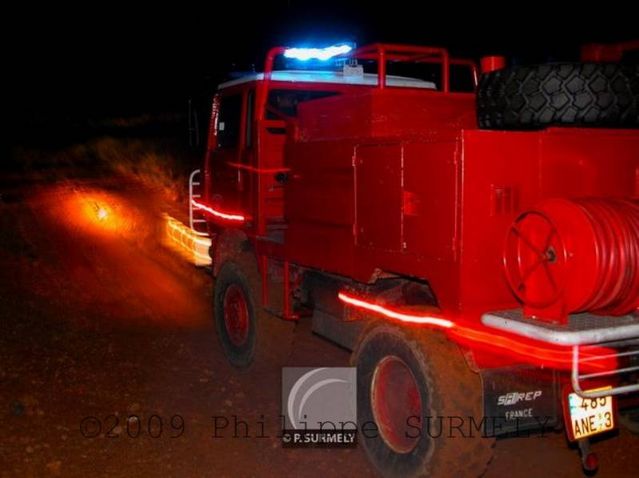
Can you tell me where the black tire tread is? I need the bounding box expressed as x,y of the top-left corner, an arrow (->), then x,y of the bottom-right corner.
214,255 -> 295,370
352,323 -> 494,478
478,62 -> 639,130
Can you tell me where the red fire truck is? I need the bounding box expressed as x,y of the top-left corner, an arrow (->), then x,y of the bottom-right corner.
192,42 -> 639,476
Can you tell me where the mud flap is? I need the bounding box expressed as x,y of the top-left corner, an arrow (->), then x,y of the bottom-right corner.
481,366 -> 560,437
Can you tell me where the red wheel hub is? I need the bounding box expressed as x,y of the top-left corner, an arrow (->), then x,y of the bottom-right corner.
371,356 -> 422,454
223,284 -> 249,347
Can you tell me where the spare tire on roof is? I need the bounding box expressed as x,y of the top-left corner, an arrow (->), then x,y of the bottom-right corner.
477,62 -> 639,130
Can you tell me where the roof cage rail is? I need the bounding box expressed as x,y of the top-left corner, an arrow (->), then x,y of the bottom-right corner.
261,43 -> 479,95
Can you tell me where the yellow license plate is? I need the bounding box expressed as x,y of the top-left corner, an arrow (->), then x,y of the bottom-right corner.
568,388 -> 614,440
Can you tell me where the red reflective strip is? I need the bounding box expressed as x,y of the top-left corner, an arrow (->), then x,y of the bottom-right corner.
338,291 -> 612,371
449,325 -> 611,371
226,162 -> 290,175
191,199 -> 245,222
337,292 -> 454,328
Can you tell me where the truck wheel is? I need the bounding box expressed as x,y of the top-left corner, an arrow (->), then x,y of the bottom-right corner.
214,261 -> 258,368
213,259 -> 295,369
477,63 -> 639,130
352,324 -> 494,478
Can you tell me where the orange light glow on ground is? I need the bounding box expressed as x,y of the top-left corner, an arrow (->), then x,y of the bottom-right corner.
66,189 -> 135,235
96,205 -> 109,221
27,183 -> 211,329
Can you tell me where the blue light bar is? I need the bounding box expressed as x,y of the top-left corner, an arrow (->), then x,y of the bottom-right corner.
283,44 -> 353,61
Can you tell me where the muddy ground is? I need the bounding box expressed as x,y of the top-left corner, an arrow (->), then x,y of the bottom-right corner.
0,172 -> 637,477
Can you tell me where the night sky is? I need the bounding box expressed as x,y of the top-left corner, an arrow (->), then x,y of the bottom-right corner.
7,2 -> 637,134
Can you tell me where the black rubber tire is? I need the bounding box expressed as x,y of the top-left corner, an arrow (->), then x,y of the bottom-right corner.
352,324 -> 494,478
477,63 -> 639,130
214,261 -> 258,368
213,257 -> 295,370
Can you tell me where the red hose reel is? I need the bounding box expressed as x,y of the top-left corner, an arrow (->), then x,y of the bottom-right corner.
503,198 -> 639,323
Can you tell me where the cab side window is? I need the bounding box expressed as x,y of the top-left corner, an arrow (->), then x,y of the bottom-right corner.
266,89 -> 339,120
217,94 -> 242,148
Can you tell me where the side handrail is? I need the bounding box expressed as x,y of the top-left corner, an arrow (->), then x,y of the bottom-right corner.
189,169 -> 208,236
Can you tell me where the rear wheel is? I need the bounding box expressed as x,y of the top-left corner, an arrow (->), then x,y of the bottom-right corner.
352,324 -> 494,478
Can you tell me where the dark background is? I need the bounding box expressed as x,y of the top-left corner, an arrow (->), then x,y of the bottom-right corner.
6,1 -> 637,147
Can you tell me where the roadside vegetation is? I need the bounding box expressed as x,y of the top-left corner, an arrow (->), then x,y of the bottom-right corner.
6,113 -> 201,207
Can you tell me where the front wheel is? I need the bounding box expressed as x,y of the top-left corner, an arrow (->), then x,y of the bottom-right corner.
352,324 -> 494,478
214,261 -> 258,368
213,258 -> 296,370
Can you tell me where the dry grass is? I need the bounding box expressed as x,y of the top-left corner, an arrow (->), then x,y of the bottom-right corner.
91,137 -> 189,203
9,136 -> 195,206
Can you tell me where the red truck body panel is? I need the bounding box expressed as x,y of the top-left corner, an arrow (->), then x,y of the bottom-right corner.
284,88 -> 639,318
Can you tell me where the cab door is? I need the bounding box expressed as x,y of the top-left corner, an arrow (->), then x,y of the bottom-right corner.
208,88 -> 253,221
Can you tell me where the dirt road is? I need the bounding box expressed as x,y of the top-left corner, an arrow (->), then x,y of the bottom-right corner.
1,175 -> 637,477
